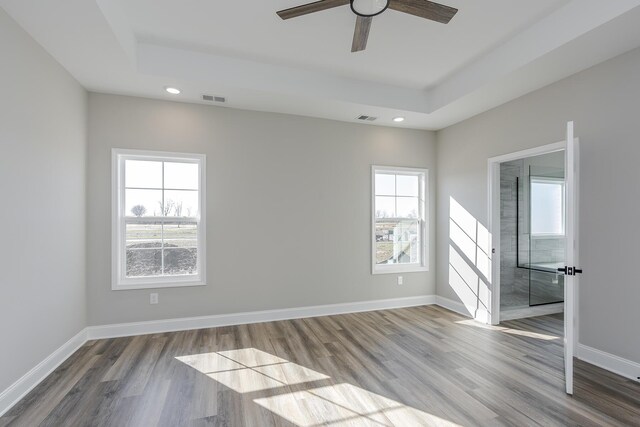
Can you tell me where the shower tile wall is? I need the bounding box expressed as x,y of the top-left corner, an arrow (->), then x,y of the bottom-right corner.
500,160 -> 529,308
530,238 -> 565,264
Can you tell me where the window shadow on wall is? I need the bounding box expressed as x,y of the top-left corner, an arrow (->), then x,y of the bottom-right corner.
449,197 -> 492,320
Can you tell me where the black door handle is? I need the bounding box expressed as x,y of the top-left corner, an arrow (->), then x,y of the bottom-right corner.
557,266 -> 583,275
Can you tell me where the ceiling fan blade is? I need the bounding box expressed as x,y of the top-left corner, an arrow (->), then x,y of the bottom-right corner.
277,0 -> 349,20
388,0 -> 458,24
351,16 -> 372,52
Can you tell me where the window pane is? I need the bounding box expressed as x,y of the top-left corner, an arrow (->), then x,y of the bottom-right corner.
375,219 -> 420,265
163,248 -> 198,275
163,222 -> 198,248
375,219 -> 396,242
375,196 -> 395,218
394,220 -> 419,242
163,190 -> 198,217
165,162 -> 199,190
126,248 -> 161,277
125,160 -> 162,189
397,197 -> 419,218
531,180 -> 564,235
396,175 -> 418,197
126,222 -> 162,244
126,189 -> 162,217
375,173 -> 395,196
394,241 -> 420,264
376,242 -> 420,265
376,241 -> 394,264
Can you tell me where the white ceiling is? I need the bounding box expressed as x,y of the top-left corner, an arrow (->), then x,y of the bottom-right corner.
3,0 -> 640,130
114,0 -> 567,89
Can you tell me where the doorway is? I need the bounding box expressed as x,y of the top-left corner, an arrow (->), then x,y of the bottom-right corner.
499,150 -> 566,321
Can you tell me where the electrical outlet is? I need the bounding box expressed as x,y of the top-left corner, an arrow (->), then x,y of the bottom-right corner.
397,276 -> 403,285
150,293 -> 159,305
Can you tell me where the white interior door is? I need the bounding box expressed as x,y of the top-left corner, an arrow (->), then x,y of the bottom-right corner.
563,121 -> 580,395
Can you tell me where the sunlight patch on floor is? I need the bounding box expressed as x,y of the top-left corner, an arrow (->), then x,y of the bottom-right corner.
254,383 -> 463,427
455,319 -> 559,341
176,348 -> 329,393
178,348 -> 462,426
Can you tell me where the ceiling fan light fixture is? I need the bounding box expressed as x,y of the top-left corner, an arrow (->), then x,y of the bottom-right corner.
350,0 -> 389,17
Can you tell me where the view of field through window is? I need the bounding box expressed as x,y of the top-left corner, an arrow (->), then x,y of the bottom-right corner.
374,171 -> 422,265
124,159 -> 199,278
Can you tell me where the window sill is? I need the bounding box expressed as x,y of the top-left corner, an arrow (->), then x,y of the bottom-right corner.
531,234 -> 565,239
372,265 -> 429,275
112,279 -> 206,291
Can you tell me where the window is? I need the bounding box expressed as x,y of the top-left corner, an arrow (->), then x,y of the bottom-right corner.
112,149 -> 206,290
530,177 -> 565,236
372,166 -> 428,274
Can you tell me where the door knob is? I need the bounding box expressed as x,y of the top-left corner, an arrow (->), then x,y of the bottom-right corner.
557,266 -> 583,276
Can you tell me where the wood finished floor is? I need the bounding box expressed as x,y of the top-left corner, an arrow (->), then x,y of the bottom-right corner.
2,306 -> 639,426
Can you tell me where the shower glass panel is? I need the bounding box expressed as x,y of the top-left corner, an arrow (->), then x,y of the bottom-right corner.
526,165 -> 565,306
500,153 -> 566,312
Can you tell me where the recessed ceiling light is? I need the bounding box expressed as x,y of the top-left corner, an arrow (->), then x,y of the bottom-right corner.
393,117 -> 405,122
165,87 -> 181,95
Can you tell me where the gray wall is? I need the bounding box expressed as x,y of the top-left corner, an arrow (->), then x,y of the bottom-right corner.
87,94 -> 437,326
0,9 -> 87,392
437,46 -> 640,363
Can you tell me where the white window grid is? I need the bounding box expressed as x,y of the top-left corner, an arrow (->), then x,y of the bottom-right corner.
112,149 -> 206,290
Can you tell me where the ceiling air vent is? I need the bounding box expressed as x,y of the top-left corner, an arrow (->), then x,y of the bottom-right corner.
203,95 -> 226,103
356,115 -> 377,121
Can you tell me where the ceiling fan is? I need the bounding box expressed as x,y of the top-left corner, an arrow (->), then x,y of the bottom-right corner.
277,0 -> 458,52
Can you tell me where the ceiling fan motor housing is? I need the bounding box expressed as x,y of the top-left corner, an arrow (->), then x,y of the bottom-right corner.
350,0 -> 390,17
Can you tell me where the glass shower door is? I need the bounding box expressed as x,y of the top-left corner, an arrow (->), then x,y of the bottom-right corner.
528,165 -> 565,306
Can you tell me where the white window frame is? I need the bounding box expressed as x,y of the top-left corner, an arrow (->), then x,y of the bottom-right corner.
112,148 -> 206,290
371,165 -> 429,275
530,176 -> 566,238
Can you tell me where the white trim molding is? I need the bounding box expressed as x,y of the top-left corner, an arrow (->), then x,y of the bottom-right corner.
0,329 -> 88,417
487,140 -> 567,326
371,165 -> 429,275
435,296 -> 471,318
87,295 -> 436,339
111,148 -> 207,291
435,296 -> 490,323
577,344 -> 640,382
500,303 -> 564,321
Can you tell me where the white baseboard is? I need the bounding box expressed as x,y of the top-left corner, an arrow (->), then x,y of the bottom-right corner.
500,303 -> 564,321
577,344 -> 640,382
435,296 -> 492,323
435,296 -> 470,317
87,295 -> 437,340
0,329 -> 88,417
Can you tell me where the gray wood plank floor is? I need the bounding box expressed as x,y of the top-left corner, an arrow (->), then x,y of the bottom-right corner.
2,306 -> 639,426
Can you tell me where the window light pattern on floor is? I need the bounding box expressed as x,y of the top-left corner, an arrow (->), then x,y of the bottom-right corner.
176,348 -> 462,426
176,348 -> 329,393
455,319 -> 559,341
